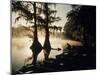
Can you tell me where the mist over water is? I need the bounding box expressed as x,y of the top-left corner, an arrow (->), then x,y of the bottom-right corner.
12,37 -> 33,71
11,1 -> 96,73
12,29 -> 82,71
11,3 -> 73,71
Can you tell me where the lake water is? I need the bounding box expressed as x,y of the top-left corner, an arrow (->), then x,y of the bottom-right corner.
12,31 -> 82,71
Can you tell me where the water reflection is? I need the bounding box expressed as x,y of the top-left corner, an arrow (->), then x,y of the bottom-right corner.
12,30 -> 82,71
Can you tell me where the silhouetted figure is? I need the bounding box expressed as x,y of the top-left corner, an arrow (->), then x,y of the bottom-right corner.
66,43 -> 72,55
61,43 -> 72,56
67,43 -> 71,50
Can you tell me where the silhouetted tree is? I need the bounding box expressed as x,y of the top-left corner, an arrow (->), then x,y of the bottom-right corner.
43,3 -> 51,60
12,1 -> 61,63
64,5 -> 96,55
12,1 -> 43,65
64,6 -> 83,41
30,2 -> 42,65
43,3 -> 61,60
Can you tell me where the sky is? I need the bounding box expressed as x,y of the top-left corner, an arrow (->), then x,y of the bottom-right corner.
11,2 -> 81,71
52,3 -> 72,27
12,2 -> 72,28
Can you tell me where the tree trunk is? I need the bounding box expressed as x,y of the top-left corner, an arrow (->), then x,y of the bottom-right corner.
43,3 -> 51,60
30,2 -> 42,65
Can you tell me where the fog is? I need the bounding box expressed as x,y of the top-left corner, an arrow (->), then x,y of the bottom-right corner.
12,27 -> 82,71
12,3 -> 82,71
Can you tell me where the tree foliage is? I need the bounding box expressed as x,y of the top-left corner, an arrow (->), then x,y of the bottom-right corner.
64,5 -> 96,47
12,1 -> 61,62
